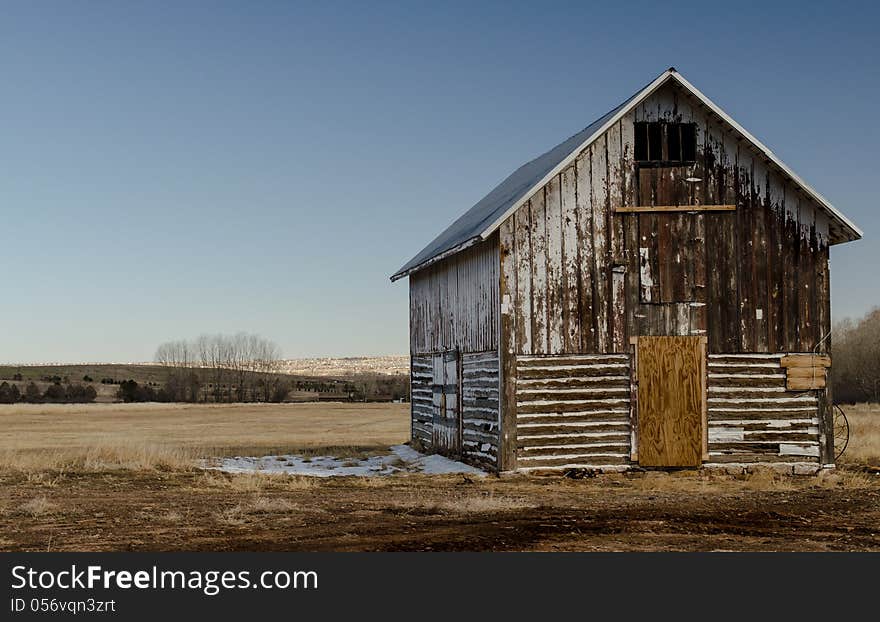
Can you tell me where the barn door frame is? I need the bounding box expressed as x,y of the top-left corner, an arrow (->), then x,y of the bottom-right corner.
431,349 -> 462,457
629,336 -> 708,466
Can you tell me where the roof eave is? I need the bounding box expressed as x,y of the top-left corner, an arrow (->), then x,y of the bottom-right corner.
390,235 -> 483,282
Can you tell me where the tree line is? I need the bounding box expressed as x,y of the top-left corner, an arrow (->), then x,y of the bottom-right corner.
832,307 -> 880,403
0,381 -> 97,404
151,333 -> 291,403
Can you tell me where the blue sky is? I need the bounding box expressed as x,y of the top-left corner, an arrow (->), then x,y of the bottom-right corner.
1,1 -> 877,363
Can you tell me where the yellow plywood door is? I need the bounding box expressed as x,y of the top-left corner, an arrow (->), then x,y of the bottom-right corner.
637,336 -> 704,467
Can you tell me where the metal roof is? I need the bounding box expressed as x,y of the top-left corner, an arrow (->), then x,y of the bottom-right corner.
391,69 -> 862,282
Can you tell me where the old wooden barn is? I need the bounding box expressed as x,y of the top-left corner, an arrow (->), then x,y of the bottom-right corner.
391,68 -> 861,474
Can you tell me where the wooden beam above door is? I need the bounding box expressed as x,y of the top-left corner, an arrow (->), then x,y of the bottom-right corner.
614,204 -> 736,213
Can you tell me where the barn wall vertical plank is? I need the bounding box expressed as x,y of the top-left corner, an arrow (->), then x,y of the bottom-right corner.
545,175 -> 565,354
561,165 -> 581,352
784,188 -> 800,352
576,150 -> 597,352
735,144 -> 754,352
767,169 -> 784,352
591,136 -> 610,352
514,204 -> 533,354
498,218 -> 517,471
752,159 -> 770,352
620,115 -> 639,345
607,121 -> 626,352
530,189 -> 548,355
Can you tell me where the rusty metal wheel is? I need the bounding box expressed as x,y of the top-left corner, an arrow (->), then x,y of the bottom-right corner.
833,405 -> 850,461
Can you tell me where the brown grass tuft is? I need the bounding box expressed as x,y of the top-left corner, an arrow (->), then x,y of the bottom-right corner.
741,467 -> 797,491
0,443 -> 195,473
249,497 -> 297,513
814,468 -> 875,489
400,491 -> 536,514
19,496 -> 59,517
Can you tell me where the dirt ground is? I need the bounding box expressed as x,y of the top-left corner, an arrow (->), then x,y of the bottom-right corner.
0,402 -> 878,552
1,468 -> 878,552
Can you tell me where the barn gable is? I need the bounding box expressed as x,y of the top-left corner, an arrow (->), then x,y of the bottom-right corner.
498,75 -> 850,355
391,68 -> 860,283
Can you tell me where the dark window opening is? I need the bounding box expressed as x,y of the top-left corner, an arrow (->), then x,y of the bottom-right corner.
634,121 -> 697,164
681,123 -> 696,161
634,122 -> 648,160
648,122 -> 663,161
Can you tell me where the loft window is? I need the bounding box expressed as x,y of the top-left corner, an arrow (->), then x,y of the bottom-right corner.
634,121 -> 697,164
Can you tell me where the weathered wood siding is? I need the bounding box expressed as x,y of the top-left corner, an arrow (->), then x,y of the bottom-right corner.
515,354 -> 631,472
461,351 -> 500,468
501,81 -> 831,355
409,236 -> 499,356
706,354 -> 821,466
410,354 -> 433,446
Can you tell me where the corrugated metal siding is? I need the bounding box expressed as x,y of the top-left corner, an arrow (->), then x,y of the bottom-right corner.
705,354 -> 821,464
461,351 -> 500,469
410,354 -> 433,447
514,354 -> 632,471
409,236 -> 499,356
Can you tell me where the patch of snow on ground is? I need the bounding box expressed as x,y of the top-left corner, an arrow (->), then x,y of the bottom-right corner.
206,444 -> 485,477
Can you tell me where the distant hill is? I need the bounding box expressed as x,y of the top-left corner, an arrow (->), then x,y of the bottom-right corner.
277,356 -> 409,377
0,356 -> 410,403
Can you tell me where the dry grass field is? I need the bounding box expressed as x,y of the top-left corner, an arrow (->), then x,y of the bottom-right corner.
0,402 -> 877,552
0,402 -> 408,470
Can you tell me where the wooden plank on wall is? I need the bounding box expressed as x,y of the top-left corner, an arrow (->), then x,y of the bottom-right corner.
620,116 -> 639,346
561,165 -> 581,353
591,135 -> 610,352
607,121 -> 626,353
546,175 -> 564,354
575,150 -> 597,353
514,204 -> 532,354
752,161 -> 770,353
498,218 -> 517,471
615,204 -> 736,213
530,189 -> 548,355
780,354 -> 831,368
